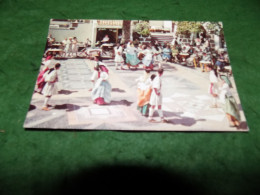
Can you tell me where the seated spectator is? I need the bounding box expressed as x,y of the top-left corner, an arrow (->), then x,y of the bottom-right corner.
162,45 -> 172,62
215,52 -> 226,71
186,51 -> 198,66
171,45 -> 179,63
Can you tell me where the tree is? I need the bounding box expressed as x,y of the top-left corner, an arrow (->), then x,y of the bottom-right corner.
122,20 -> 131,43
176,21 -> 203,35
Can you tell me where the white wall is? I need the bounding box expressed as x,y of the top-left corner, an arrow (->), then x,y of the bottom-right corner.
48,22 -> 93,42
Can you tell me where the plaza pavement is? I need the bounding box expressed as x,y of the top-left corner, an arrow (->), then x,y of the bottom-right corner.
23,58 -> 248,131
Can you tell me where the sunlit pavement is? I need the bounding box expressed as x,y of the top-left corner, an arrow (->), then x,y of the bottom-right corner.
24,58 -> 248,131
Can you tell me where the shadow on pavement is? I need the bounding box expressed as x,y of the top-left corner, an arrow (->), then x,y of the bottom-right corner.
163,111 -> 206,126
110,100 -> 133,106
58,90 -> 78,95
54,104 -> 87,111
112,88 -> 126,93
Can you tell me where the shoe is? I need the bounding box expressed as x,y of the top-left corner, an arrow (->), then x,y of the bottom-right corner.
161,119 -> 169,123
149,119 -> 157,123
42,107 -> 50,111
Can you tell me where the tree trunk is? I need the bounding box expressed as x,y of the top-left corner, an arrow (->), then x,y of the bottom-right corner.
122,20 -> 131,44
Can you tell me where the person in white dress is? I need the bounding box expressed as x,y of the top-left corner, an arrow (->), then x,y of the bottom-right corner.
126,41 -> 140,69
64,37 -> 72,58
152,44 -> 163,69
90,56 -> 106,91
91,65 -> 111,105
142,45 -> 154,70
42,63 -> 61,111
148,68 -> 168,123
207,65 -> 219,108
219,75 -> 241,127
71,37 -> 78,58
114,43 -> 124,70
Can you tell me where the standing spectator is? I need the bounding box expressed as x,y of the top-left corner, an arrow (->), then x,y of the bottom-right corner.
71,37 -> 78,58
207,65 -> 219,108
64,37 -> 72,58
114,43 -> 125,70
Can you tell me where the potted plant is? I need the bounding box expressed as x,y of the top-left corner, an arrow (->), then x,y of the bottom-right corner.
134,21 -> 151,37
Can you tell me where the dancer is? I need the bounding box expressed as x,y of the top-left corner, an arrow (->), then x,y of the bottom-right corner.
136,69 -> 154,116
219,75 -> 240,127
142,45 -> 154,70
114,43 -> 124,70
91,65 -> 111,105
152,44 -> 163,69
148,68 -> 168,123
90,55 -> 105,91
126,41 -> 140,70
41,63 -> 61,111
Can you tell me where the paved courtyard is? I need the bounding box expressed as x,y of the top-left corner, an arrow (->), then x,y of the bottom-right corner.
24,58 -> 248,131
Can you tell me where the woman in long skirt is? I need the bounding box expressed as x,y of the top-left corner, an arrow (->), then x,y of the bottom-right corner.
91,65 -> 112,105
136,70 -> 154,116
152,44 -> 163,69
126,42 -> 140,69
219,75 -> 240,127
142,45 -> 154,70
162,45 -> 172,62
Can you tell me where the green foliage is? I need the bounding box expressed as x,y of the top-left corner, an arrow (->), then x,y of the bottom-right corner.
205,22 -> 223,36
134,21 -> 151,36
176,21 -> 203,35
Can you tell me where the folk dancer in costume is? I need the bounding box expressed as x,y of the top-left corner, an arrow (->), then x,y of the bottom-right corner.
41,63 -> 61,111
91,65 -> 112,105
36,55 -> 54,93
90,55 -> 105,91
71,37 -> 78,58
207,65 -> 219,108
148,68 -> 168,123
126,41 -> 140,70
152,44 -> 163,69
114,43 -> 125,70
142,45 -> 154,70
136,69 -> 154,116
219,75 -> 241,127
162,45 -> 171,62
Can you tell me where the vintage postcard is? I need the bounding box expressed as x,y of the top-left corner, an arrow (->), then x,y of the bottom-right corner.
23,19 -> 249,131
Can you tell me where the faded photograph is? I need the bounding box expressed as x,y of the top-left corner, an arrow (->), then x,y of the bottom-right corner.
24,19 -> 248,131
